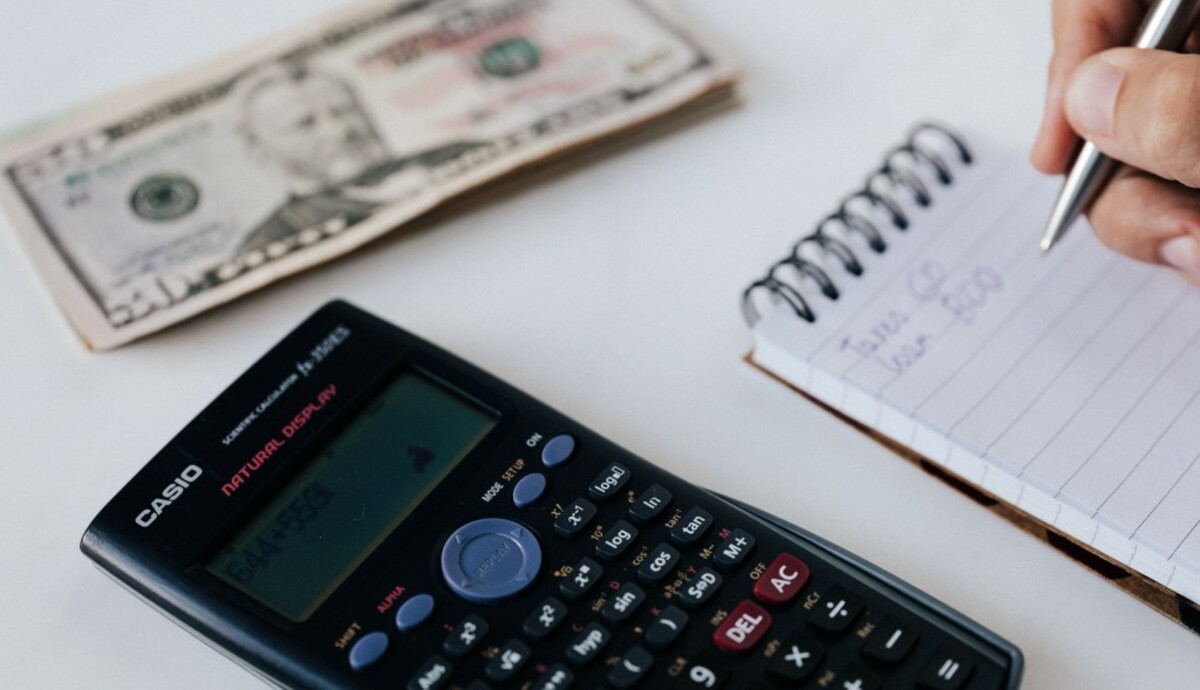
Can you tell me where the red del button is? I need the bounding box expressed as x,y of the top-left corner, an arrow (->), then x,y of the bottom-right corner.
713,600 -> 772,653
753,553 -> 810,605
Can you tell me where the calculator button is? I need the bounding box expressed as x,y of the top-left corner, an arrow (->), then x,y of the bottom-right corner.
394,593 -> 435,632
407,655 -> 453,690
541,434 -> 576,467
560,557 -> 603,599
588,463 -> 631,501
443,614 -> 488,657
596,520 -> 639,560
637,543 -> 680,583
485,639 -> 531,682
523,597 -> 568,639
917,648 -> 974,689
768,632 -> 824,683
752,553 -> 810,605
347,631 -> 389,672
441,518 -> 542,604
808,586 -> 863,633
512,472 -> 548,508
607,646 -> 653,688
628,484 -> 672,523
677,566 -> 722,608
644,605 -> 689,648
838,663 -> 881,690
565,622 -> 611,665
531,664 -> 574,690
682,651 -> 729,689
713,599 -> 772,653
554,498 -> 597,537
670,507 -> 713,545
861,616 -> 918,664
602,582 -> 647,623
711,529 -> 755,569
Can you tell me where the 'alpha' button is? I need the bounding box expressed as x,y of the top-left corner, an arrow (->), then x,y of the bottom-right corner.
441,518 -> 541,604
394,593 -> 435,632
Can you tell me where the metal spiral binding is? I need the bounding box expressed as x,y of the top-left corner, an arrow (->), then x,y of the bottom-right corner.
741,123 -> 972,327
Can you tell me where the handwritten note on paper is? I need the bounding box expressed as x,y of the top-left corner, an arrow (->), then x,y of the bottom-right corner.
750,132 -> 1200,600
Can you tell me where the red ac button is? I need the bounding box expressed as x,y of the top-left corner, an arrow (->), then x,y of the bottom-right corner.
752,553 -> 811,606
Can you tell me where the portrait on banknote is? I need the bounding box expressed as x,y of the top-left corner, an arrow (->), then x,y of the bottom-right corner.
0,0 -> 737,349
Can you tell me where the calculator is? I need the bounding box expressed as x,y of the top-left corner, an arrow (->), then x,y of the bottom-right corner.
81,300 -> 1022,689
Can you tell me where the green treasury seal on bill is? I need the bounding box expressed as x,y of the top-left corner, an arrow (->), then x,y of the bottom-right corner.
0,0 -> 738,350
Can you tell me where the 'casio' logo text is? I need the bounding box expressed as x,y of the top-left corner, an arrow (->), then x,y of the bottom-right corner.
135,465 -> 203,527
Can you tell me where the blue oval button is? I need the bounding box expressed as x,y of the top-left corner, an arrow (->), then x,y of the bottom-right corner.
512,473 -> 547,508
394,593 -> 435,632
348,631 -> 389,672
541,434 -> 576,468
441,518 -> 542,604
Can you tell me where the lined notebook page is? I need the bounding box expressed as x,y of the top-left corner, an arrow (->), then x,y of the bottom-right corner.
751,135 -> 1200,601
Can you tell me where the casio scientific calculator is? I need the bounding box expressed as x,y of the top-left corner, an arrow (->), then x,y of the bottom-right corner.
81,301 -> 1022,690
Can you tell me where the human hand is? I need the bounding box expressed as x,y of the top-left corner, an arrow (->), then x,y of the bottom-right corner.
1031,0 -> 1200,277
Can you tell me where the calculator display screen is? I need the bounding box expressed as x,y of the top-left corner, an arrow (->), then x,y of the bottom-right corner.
205,371 -> 497,621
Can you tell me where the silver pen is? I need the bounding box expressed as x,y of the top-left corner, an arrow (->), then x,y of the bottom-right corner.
1040,0 -> 1200,252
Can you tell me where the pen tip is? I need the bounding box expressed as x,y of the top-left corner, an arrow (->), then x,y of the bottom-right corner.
1040,234 -> 1054,253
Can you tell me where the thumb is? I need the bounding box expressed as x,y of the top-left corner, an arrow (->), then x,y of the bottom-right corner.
1064,47 -> 1200,187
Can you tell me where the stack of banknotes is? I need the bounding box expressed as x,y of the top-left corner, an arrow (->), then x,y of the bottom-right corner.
0,0 -> 737,349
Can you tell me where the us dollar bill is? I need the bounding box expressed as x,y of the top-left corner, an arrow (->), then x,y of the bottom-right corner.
0,0 -> 737,350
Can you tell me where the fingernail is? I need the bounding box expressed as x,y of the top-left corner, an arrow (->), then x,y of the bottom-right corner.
1066,58 -> 1124,137
1160,235 -> 1200,275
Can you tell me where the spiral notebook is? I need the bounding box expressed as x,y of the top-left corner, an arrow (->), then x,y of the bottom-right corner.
742,124 -> 1200,632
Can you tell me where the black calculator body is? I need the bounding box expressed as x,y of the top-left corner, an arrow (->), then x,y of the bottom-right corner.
81,301 -> 1022,689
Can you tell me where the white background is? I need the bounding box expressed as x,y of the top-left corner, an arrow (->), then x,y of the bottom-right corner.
2,1 -> 1198,687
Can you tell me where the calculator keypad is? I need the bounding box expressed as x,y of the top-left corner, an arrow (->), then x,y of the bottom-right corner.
348,428 -> 1014,690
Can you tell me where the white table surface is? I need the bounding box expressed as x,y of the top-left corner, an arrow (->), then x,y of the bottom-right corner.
2,1 -> 1198,687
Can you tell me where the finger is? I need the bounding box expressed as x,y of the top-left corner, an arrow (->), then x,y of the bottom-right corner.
1032,0 -> 1144,174
1087,167 -> 1200,276
1064,48 -> 1200,187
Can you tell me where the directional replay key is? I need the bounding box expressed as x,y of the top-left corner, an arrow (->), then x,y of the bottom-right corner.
440,518 -> 541,604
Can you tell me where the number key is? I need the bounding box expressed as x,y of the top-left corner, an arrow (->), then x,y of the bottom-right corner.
682,651 -> 728,689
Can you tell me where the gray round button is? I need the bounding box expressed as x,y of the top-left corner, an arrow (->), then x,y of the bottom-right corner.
441,518 -> 542,604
